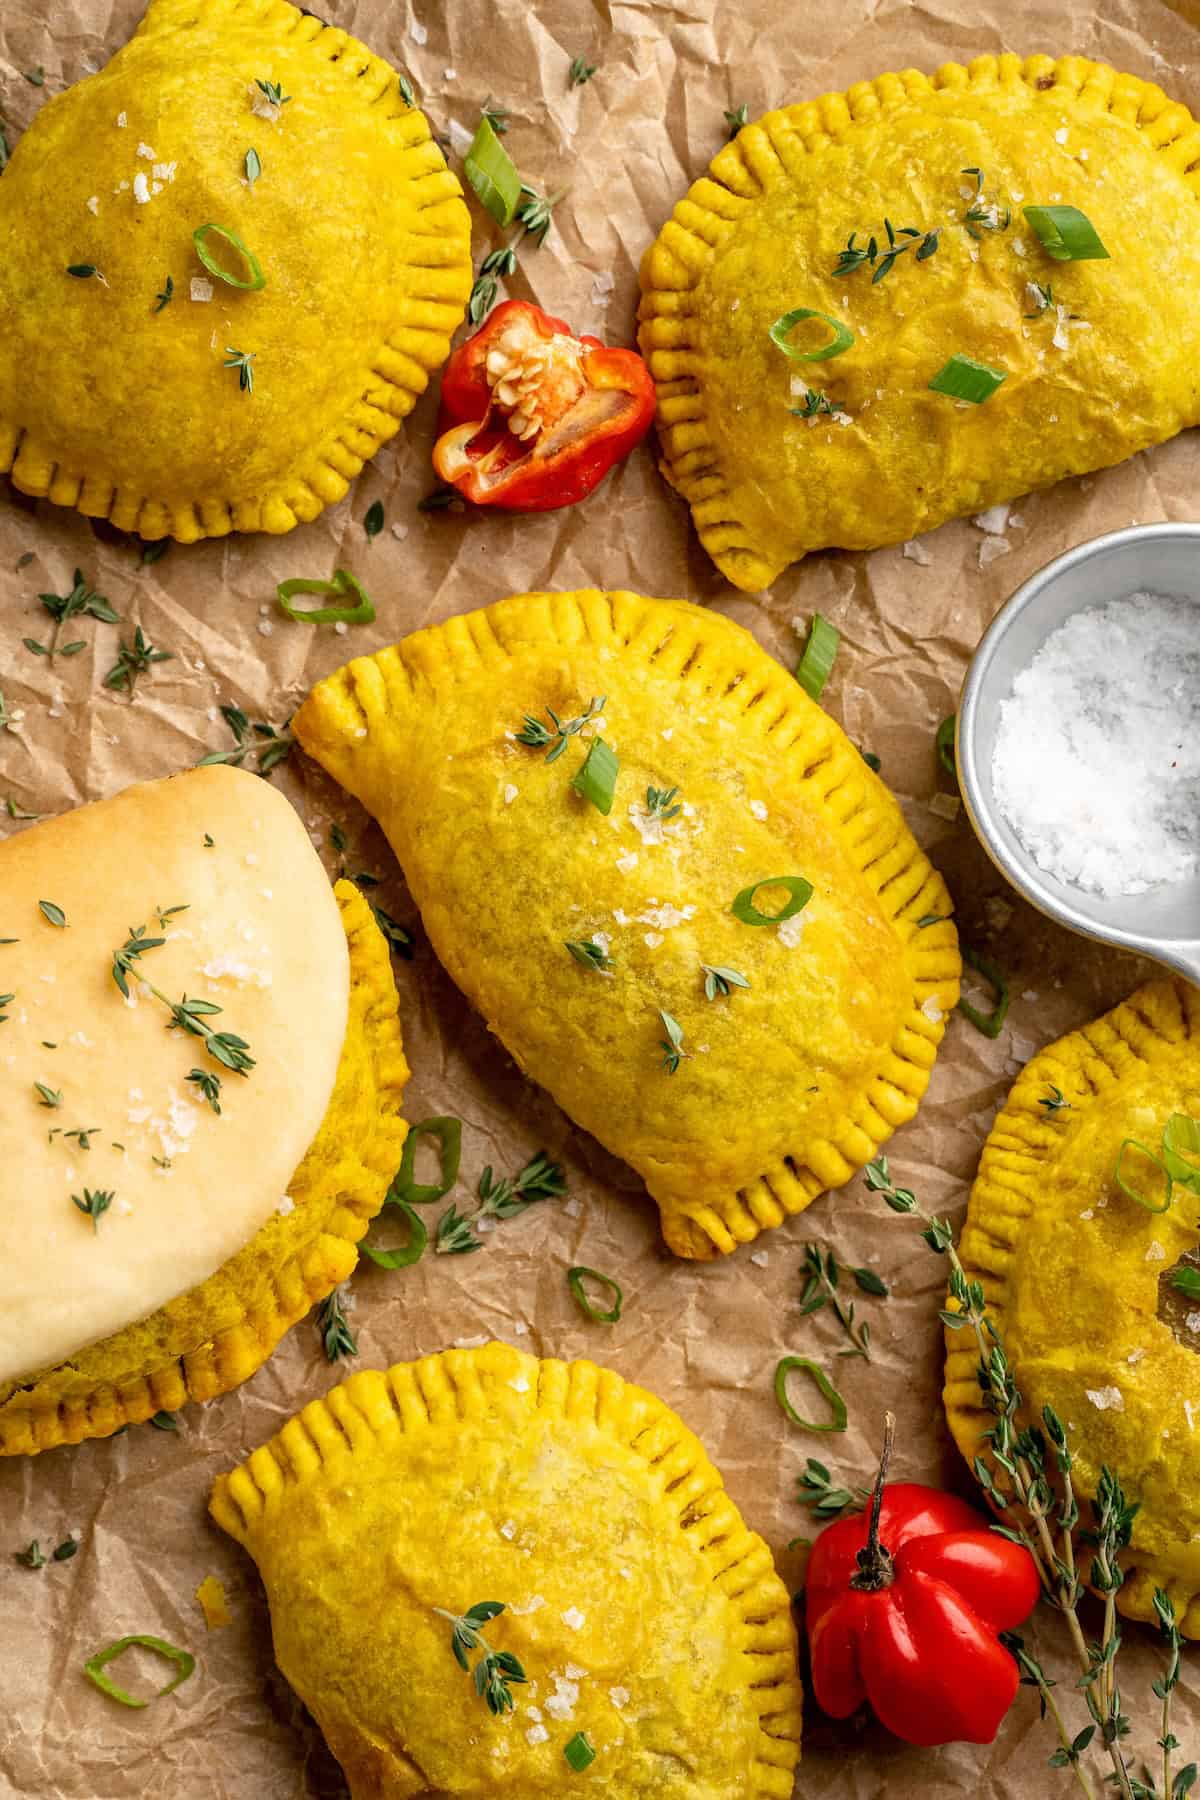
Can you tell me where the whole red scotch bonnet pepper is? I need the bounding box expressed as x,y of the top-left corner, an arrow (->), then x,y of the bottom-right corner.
432,299 -> 656,511
805,1419 -> 1041,1747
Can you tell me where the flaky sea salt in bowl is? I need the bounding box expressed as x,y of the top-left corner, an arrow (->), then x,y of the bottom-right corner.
957,524 -> 1200,987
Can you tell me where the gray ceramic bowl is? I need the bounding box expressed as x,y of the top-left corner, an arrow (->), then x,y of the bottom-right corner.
956,522 -> 1200,987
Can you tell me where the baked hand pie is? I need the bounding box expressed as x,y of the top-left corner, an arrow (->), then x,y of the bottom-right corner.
0,0 -> 471,541
638,54 -> 1200,590
945,978 -> 1200,1635
210,1340 -> 804,1797
0,765 -> 408,1455
294,588 -> 960,1259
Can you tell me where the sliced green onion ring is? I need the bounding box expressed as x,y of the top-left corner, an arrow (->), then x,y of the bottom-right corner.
774,1356 -> 848,1434
571,738 -> 618,815
564,1731 -> 597,1771
769,307 -> 854,364
391,1117 -> 462,1206
936,715 -> 957,780
732,876 -> 813,927
928,354 -> 1007,404
361,1195 -> 428,1268
192,223 -> 266,291
464,116 -> 521,226
796,613 -> 840,700
568,1265 -> 623,1323
277,569 -> 375,625
1022,204 -> 1109,263
84,1635 -> 196,1708
1114,1137 -> 1174,1214
1162,1113 -> 1200,1195
956,945 -> 1010,1039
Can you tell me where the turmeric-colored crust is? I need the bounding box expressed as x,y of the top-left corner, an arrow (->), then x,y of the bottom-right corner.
638,55 -> 1200,590
0,882 -> 409,1455
294,589 -> 961,1260
0,0 -> 472,541
945,979 -> 1200,1636
210,1341 -> 803,1798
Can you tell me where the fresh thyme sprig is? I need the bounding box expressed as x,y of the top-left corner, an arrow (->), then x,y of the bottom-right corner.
832,217 -> 940,283
566,937 -> 613,972
515,695 -> 606,763
434,1601 -> 527,1715
701,964 -> 749,1001
197,704 -> 294,777
103,625 -> 174,698
1025,279 -> 1056,317
224,347 -> 255,394
645,784 -> 681,820
316,1289 -> 357,1362
795,1456 -> 870,1520
790,387 -> 841,420
72,1188 -> 114,1232
255,78 -> 290,107
724,102 -> 749,138
659,1009 -> 687,1074
864,1154 -> 1176,1800
799,1241 -> 888,1360
110,921 -> 254,1077
961,166 -> 1011,238
1040,1085 -> 1071,1115
435,1151 -> 566,1255
154,275 -> 174,312
22,568 -> 119,661
569,55 -> 597,86
468,245 -> 518,324
514,182 -> 562,247
187,1069 -> 223,1114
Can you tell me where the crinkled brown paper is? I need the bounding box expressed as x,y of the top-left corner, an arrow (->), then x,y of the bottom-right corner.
1,0 -> 1198,1793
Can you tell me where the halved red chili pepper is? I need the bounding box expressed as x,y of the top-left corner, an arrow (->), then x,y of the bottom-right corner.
804,1414 -> 1041,1746
432,299 -> 655,512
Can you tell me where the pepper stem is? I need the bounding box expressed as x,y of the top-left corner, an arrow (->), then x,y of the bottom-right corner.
850,1410 -> 896,1592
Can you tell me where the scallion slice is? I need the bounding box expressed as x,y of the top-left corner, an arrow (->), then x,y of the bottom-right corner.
570,738 -> 618,815
774,1356 -> 848,1433
1162,1113 -> 1200,1195
769,307 -> 854,363
391,1117 -> 462,1206
731,876 -> 812,927
1114,1138 -> 1174,1214
361,1194 -> 428,1268
464,116 -> 522,226
956,946 -> 1009,1039
795,613 -> 840,700
276,569 -> 375,625
192,223 -> 266,291
83,1635 -> 195,1708
935,715 -> 957,780
1022,204 -> 1109,263
568,1265 -> 623,1323
564,1732 -> 597,1772
928,354 -> 1007,404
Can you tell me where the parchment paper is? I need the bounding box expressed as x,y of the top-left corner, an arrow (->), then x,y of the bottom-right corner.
2,0 -> 1198,1793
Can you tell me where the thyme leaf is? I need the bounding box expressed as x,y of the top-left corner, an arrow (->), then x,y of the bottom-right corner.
153,275 -> 175,312
72,1188 -> 114,1232
645,783 -> 681,819
566,937 -> 613,972
515,695 -> 605,763
569,56 -> 597,86
434,1601 -> 527,1714
659,1009 -> 687,1074
724,102 -> 749,138
701,963 -> 749,1001
103,626 -> 174,697
316,1289 -> 357,1362
223,347 -> 256,394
